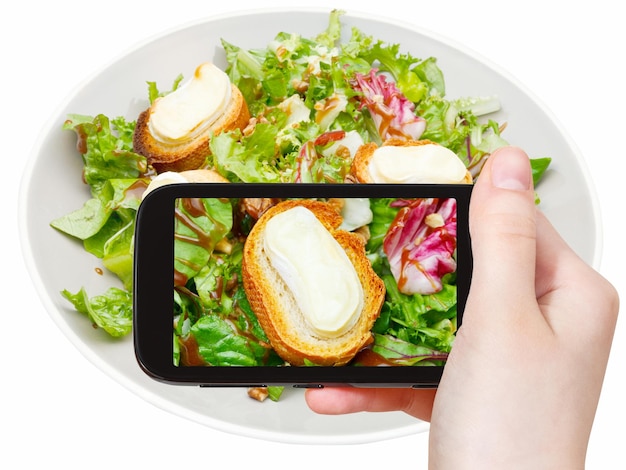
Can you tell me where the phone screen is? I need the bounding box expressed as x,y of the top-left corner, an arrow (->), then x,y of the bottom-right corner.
173,196 -> 460,369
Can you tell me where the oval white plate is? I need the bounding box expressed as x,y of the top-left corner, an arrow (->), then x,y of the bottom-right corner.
19,8 -> 600,444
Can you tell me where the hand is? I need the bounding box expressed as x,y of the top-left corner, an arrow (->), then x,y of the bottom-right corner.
305,146 -> 619,468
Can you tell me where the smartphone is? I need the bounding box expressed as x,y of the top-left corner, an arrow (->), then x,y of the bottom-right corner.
133,183 -> 472,388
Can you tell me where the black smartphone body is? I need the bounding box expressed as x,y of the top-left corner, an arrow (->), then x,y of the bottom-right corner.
133,183 -> 472,388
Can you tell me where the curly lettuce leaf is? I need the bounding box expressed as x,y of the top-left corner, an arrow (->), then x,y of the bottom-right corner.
314,9 -> 343,48
343,31 -> 445,103
147,73 -> 184,104
210,125 -> 283,182
97,214 -> 135,290
371,252 -> 457,356
63,114 -> 147,195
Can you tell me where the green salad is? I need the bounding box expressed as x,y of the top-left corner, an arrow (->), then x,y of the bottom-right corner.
51,10 -> 550,401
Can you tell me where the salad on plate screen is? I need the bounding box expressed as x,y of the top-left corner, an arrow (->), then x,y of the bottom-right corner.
51,10 -> 551,402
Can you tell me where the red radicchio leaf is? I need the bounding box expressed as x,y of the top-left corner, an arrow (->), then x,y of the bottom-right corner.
293,140 -> 317,183
383,198 -> 457,295
352,69 -> 426,141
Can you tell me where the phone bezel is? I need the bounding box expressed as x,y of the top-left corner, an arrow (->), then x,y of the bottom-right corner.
133,183 -> 472,388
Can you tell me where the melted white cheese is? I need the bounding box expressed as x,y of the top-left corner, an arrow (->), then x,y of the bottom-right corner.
338,198 -> 373,232
278,94 -> 311,126
319,130 -> 364,160
368,144 -> 468,184
148,62 -> 231,144
141,171 -> 188,199
263,206 -> 364,338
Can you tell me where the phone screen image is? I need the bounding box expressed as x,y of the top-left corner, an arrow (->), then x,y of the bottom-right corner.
173,196 -> 460,369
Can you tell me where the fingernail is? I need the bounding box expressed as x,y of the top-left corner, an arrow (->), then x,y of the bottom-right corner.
490,147 -> 532,191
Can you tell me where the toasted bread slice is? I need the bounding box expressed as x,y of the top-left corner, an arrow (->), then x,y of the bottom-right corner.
133,83 -> 250,173
241,199 -> 385,366
351,138 -> 473,184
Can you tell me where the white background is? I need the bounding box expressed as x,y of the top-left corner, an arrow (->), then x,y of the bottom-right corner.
6,0 -> 624,468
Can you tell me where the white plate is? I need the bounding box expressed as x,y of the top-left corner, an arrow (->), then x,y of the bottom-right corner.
18,8 -> 601,444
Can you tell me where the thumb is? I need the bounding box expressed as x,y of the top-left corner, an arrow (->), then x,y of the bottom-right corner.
467,146 -> 537,317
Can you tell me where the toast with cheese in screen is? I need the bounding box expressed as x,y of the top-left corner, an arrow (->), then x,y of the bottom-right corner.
242,199 -> 385,366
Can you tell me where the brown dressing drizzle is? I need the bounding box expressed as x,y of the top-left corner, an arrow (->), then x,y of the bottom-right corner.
178,335 -> 206,366
353,348 -> 397,367
124,179 -> 149,200
174,198 -> 226,285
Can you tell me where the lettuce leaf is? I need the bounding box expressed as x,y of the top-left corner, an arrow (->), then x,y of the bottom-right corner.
61,287 -> 133,338
179,284 -> 282,367
52,178 -> 145,290
63,114 -> 147,195
210,125 -> 284,183
366,198 -> 401,253
371,333 -> 449,366
372,264 -> 457,355
531,157 -> 552,186
194,243 -> 243,313
50,197 -> 110,241
51,178 -> 145,240
174,198 -> 233,285
190,315 -> 259,366
367,198 -> 458,359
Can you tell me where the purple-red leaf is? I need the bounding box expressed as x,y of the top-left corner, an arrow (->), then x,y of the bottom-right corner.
383,198 -> 457,294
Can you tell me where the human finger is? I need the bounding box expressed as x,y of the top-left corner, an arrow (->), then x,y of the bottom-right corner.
466,146 -> 538,323
304,387 -> 436,421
